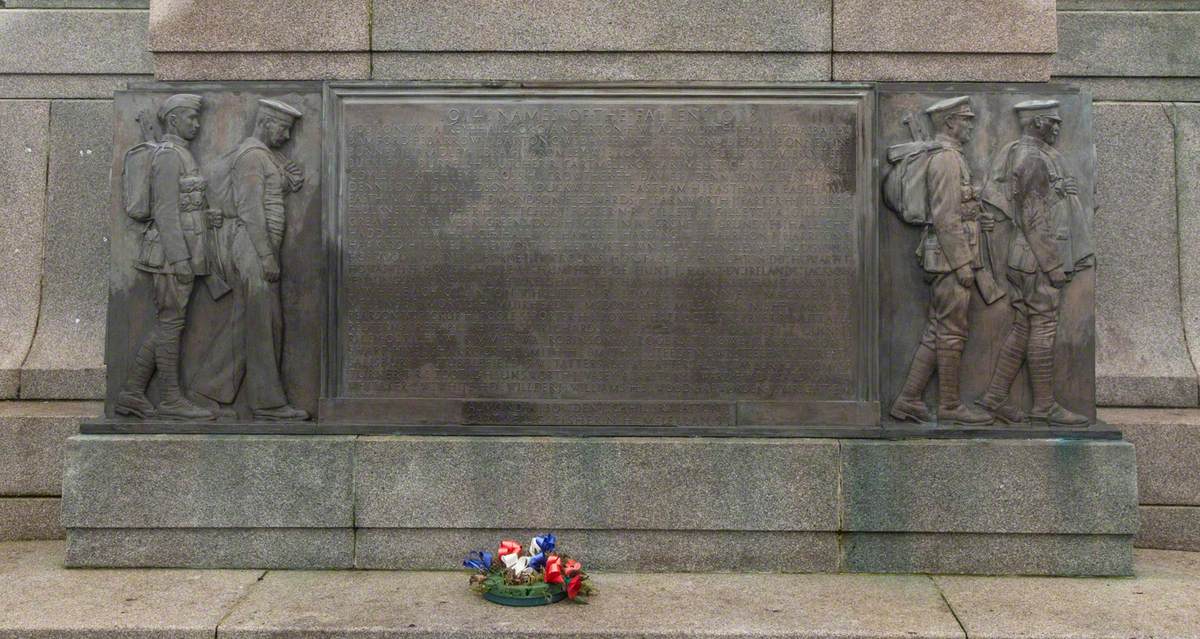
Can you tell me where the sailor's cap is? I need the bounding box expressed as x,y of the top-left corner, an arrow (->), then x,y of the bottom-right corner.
258,98 -> 303,123
157,93 -> 203,123
925,96 -> 975,118
1014,99 -> 1062,121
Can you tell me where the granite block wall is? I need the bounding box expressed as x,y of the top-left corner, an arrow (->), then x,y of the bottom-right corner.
1052,3 -> 1200,547
0,1 -> 146,540
0,0 -> 1197,549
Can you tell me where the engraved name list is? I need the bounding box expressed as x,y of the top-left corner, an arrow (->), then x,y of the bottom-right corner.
330,89 -> 869,425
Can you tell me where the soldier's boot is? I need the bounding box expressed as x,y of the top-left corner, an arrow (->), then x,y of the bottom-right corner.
976,322 -> 1029,424
253,405 -> 310,421
115,338 -> 157,418
153,324 -> 215,421
890,344 -> 936,423
936,347 -> 993,426
1027,319 -> 1088,427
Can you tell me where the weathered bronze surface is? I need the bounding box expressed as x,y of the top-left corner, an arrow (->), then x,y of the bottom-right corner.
105,83 -> 324,422
99,82 -> 1097,433
324,85 -> 877,426
877,85 -> 1096,427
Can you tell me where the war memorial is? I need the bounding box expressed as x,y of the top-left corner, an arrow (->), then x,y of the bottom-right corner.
0,1 -> 1198,636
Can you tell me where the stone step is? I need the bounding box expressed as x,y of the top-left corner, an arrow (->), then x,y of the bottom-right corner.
0,401 -> 100,542
0,401 -> 101,496
2,541 -> 1199,639
1101,408 -> 1200,552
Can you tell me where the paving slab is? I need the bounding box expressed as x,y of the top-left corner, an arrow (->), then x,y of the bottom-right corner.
7,1 -> 147,6
19,101 -> 113,400
0,540 -> 263,639
935,549 -> 1200,639
0,401 -> 97,495
216,569 -> 965,639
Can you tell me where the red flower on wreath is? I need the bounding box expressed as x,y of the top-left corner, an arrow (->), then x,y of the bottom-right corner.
498,540 -> 522,558
567,575 -> 583,599
544,554 -> 563,584
564,558 -> 581,577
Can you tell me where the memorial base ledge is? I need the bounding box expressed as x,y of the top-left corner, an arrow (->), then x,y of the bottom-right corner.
62,430 -> 1138,576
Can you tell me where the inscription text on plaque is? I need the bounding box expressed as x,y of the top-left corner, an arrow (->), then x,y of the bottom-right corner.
325,86 -> 875,427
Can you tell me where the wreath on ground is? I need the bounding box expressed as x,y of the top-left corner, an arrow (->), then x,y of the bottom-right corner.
463,534 -> 594,606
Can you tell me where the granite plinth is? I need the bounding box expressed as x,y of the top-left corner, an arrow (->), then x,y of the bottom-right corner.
843,532 -> 1133,576
354,528 -> 839,572
66,528 -> 354,569
62,435 -> 354,528
64,434 -> 1137,574
0,401 -> 97,495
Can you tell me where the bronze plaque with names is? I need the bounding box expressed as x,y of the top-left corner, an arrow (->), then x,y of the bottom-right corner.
324,85 -> 877,428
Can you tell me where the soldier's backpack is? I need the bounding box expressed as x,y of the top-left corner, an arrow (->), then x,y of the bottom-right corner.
121,110 -> 161,222
882,140 -> 943,226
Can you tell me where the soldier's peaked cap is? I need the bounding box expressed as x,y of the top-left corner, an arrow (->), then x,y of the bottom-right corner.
925,96 -> 975,118
1014,99 -> 1062,120
157,93 -> 203,122
258,98 -> 303,121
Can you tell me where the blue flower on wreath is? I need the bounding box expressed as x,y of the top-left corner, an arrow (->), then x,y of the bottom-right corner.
531,533 -> 556,555
463,550 -> 493,572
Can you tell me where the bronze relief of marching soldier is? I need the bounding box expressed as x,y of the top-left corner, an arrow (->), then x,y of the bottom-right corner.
887,96 -> 1000,426
976,100 -> 1095,426
115,94 -> 222,420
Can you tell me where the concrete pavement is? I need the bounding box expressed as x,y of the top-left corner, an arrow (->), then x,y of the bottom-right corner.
1,541 -> 1197,638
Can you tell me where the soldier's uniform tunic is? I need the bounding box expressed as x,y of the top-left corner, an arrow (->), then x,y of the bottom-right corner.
123,131 -> 211,413
975,99 -> 1093,426
914,133 -> 984,354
